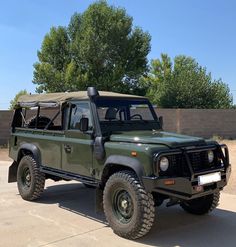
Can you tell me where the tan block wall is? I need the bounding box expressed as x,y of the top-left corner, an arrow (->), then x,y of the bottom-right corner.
156,109 -> 179,133
155,108 -> 236,139
0,111 -> 13,145
1,108 -> 236,145
183,109 -> 236,138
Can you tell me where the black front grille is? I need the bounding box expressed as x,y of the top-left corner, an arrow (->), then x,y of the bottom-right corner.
158,149 -> 222,177
170,155 -> 189,176
159,154 -> 189,177
189,151 -> 209,171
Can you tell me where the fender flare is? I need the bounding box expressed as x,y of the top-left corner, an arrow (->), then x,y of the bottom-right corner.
17,143 -> 41,165
8,143 -> 41,183
103,155 -> 145,181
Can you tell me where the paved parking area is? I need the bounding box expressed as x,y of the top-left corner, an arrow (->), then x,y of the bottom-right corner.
1,160 -> 236,247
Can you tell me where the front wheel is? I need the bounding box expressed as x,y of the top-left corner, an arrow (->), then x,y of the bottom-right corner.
180,192 -> 220,215
103,171 -> 155,239
17,155 -> 45,201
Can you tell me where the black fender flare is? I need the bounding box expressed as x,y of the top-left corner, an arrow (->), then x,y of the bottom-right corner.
17,143 -> 42,165
102,155 -> 145,182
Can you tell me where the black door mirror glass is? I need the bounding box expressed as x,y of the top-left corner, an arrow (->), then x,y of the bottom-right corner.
79,117 -> 89,132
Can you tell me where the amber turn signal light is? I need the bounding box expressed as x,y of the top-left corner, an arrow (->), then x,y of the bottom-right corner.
164,179 -> 175,185
131,151 -> 137,157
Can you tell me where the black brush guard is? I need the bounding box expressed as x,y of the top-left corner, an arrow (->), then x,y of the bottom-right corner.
142,144 -> 231,200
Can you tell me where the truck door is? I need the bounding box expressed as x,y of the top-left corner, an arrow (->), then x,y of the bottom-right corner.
62,101 -> 93,177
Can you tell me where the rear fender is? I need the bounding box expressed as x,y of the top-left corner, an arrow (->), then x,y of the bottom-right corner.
17,143 -> 41,165
8,143 -> 41,183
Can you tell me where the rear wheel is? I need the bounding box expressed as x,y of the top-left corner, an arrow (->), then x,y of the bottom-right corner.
17,155 -> 45,201
103,171 -> 155,239
180,192 -> 220,215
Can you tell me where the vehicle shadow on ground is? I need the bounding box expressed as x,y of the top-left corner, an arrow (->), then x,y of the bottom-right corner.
37,182 -> 107,224
38,182 -> 236,247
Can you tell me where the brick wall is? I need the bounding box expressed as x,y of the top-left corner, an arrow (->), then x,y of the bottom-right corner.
157,109 -> 179,133
0,108 -> 236,145
155,108 -> 236,139
0,111 -> 13,145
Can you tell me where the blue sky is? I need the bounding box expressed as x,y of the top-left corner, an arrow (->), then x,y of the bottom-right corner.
0,0 -> 235,109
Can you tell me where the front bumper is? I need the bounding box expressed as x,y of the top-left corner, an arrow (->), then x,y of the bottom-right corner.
143,164 -> 231,200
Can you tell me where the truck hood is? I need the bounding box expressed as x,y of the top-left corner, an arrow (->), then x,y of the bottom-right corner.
110,130 -> 206,148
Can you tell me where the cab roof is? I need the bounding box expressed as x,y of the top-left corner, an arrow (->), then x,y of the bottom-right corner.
17,91 -> 146,108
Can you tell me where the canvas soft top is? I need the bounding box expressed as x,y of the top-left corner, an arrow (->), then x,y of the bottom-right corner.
17,91 -> 146,108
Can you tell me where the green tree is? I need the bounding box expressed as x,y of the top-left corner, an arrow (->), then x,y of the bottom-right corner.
9,90 -> 28,110
33,1 -> 151,95
145,54 -> 233,108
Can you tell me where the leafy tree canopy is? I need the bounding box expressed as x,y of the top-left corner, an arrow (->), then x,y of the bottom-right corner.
33,1 -> 151,95
9,89 -> 28,110
144,54 -> 233,108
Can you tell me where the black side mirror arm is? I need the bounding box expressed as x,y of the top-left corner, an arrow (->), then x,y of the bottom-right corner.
159,116 -> 163,129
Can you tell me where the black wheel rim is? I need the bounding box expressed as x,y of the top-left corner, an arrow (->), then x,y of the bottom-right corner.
112,188 -> 134,223
21,167 -> 31,189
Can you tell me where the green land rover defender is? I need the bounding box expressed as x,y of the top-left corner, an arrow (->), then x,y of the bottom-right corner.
8,87 -> 231,239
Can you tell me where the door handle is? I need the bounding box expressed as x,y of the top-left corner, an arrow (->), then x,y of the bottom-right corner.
64,144 -> 72,153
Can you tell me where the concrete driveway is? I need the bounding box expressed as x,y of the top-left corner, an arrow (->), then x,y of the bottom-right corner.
1,160 -> 236,247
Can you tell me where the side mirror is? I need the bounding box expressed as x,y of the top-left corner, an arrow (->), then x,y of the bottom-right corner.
79,117 -> 89,132
159,116 -> 163,129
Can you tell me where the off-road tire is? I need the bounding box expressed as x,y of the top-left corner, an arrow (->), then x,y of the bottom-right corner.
103,171 -> 155,239
180,192 -> 220,215
17,155 -> 45,201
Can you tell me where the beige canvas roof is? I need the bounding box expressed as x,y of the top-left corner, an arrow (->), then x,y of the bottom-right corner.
17,91 -> 146,107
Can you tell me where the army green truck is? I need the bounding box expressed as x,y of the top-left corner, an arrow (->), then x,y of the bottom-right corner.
8,87 -> 231,239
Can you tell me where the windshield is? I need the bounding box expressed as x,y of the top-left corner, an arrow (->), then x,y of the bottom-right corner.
95,97 -> 161,133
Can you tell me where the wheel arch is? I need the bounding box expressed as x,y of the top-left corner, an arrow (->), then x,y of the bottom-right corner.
8,143 -> 41,183
17,143 -> 41,164
101,155 -> 144,187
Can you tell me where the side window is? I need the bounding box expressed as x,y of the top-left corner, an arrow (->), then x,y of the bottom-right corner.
69,102 -> 92,130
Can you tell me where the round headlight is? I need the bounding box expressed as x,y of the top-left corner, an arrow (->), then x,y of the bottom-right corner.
208,150 -> 214,163
159,157 -> 169,172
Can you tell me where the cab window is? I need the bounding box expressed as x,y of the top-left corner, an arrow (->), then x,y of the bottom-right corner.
69,102 -> 92,130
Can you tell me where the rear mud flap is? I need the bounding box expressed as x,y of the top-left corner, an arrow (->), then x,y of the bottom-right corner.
8,161 -> 18,183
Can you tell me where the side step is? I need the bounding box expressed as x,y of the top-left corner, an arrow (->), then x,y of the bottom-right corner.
40,166 -> 99,187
